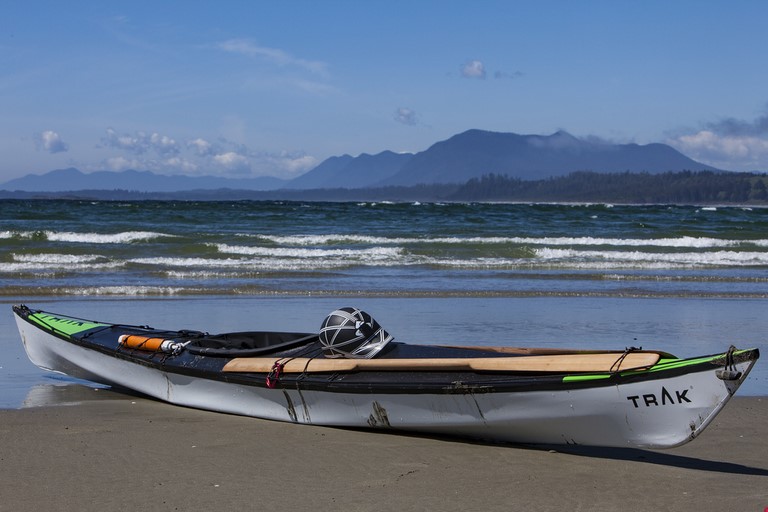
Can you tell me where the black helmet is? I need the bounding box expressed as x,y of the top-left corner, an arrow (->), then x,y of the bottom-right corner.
319,307 -> 393,359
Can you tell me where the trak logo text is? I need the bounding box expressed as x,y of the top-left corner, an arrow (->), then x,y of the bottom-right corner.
626,387 -> 691,408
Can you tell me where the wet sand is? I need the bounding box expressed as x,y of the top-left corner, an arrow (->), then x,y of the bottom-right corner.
0,390 -> 765,512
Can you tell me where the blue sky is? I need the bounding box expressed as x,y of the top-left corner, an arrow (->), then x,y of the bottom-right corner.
3,1 -> 768,183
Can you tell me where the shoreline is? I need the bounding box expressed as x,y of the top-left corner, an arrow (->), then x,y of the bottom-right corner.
6,289 -> 768,299
1,393 -> 766,512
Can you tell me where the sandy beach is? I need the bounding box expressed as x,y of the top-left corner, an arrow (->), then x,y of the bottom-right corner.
0,387 -> 765,512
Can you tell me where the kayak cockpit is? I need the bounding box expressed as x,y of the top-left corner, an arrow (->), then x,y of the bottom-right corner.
158,331 -> 320,358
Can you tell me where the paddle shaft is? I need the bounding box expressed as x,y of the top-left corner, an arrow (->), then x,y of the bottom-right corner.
222,352 -> 660,374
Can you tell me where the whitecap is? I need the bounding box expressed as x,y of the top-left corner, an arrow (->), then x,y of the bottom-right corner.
45,231 -> 173,244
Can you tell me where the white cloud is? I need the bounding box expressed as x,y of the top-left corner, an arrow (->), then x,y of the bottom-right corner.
98,127 -> 320,178
667,108 -> 768,171
285,155 -> 317,172
457,60 -> 523,81
103,128 -> 180,155
149,133 -> 178,155
187,137 -> 215,156
213,151 -> 251,173
669,130 -> 768,171
105,155 -> 140,171
104,154 -> 199,175
103,128 -> 142,153
461,60 -> 486,79
216,39 -> 328,76
394,107 -> 418,126
36,130 -> 69,153
271,153 -> 318,176
162,157 -> 198,174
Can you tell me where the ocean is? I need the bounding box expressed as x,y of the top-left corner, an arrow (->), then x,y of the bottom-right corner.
1,199 -> 766,405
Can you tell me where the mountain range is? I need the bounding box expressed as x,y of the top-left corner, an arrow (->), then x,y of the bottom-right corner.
0,167 -> 286,193
1,129 -> 720,193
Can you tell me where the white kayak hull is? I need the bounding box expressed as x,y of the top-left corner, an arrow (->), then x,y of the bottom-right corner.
14,306 -> 758,448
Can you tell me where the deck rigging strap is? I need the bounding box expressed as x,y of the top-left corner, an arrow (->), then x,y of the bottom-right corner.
716,345 -> 742,381
610,346 -> 642,374
263,344 -> 326,388
266,362 -> 285,389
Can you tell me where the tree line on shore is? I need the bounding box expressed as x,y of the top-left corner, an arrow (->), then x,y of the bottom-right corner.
452,170 -> 768,203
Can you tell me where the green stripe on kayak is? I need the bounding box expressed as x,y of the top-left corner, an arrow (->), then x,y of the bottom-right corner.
562,350 -> 750,383
646,356 -> 715,372
29,312 -> 107,336
562,374 -> 612,383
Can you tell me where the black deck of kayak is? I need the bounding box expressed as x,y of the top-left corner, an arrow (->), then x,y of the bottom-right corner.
14,305 -> 756,396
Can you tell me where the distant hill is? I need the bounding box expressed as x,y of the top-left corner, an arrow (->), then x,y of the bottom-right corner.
0,168 -> 287,193
286,150 -> 412,189
377,130 -> 719,186
1,129 -> 721,193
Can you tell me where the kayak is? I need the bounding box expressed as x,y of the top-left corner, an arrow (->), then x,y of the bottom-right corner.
13,304 -> 759,449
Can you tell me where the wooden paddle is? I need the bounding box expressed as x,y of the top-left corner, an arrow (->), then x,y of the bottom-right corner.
222,351 -> 660,374
432,345 -> 677,358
